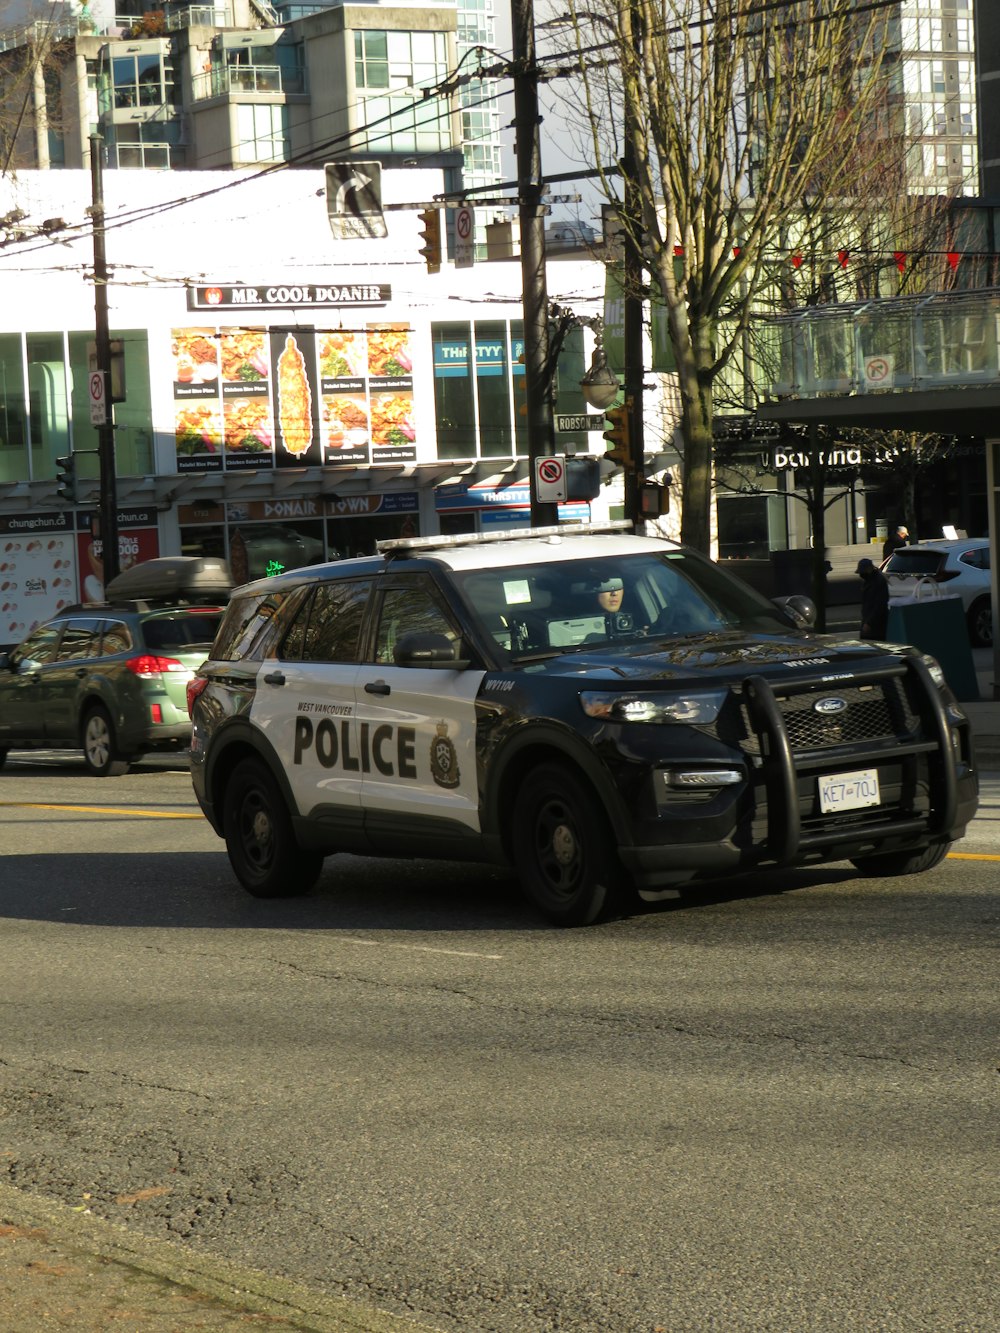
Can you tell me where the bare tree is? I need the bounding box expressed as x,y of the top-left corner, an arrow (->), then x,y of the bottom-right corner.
541,0 -> 919,552
0,12 -> 73,176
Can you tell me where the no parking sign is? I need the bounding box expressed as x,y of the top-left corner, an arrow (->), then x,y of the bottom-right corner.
535,455 -> 566,501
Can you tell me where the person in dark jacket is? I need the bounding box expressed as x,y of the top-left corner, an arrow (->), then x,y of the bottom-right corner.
857,557 -> 890,639
882,524 -> 909,561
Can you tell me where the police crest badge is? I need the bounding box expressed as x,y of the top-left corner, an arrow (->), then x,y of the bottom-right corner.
430,720 -> 460,789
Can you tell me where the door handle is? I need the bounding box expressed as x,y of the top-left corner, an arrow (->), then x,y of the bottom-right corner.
75,668 -> 88,678
263,671 -> 286,686
364,680 -> 391,696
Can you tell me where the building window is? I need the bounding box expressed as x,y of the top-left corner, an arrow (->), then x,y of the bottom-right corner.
236,104 -> 289,163
353,30 -> 452,154
104,51 -> 173,112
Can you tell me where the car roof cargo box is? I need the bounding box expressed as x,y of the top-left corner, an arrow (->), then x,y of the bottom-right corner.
105,556 -> 233,604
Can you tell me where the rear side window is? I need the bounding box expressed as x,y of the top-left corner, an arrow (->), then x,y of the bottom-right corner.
884,551 -> 942,576
282,580 -> 371,663
57,618 -> 102,661
959,547 -> 990,570
142,611 -> 223,652
210,590 -> 289,662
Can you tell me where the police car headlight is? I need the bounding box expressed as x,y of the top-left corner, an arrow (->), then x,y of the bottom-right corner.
580,688 -> 727,725
921,654 -> 946,689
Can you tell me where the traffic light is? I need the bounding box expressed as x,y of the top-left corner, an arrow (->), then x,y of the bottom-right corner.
55,452 -> 77,504
602,404 -> 630,466
417,207 -> 442,273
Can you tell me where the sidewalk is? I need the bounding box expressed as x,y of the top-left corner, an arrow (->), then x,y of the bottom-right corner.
0,1181 -> 439,1333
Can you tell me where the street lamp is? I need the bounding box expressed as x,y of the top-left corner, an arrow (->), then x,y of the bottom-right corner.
579,326 -> 620,410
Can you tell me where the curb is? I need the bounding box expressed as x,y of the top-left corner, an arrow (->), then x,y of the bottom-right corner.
0,1180 -> 443,1333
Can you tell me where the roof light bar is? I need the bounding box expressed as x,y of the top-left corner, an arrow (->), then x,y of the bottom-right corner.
377,520 -> 634,557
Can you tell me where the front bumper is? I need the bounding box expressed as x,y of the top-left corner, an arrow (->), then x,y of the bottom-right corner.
613,658 -> 978,889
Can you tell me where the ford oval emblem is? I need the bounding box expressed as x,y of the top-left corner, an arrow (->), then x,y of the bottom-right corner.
814,696 -> 848,715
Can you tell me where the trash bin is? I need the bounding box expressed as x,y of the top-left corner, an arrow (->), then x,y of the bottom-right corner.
886,591 -> 979,701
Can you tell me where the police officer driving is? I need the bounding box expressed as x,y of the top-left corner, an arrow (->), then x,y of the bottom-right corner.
593,575 -> 635,636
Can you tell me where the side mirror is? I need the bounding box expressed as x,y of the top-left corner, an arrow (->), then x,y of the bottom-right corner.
773,594 -> 818,629
393,631 -> 470,669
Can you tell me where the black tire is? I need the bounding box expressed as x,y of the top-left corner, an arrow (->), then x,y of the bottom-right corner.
512,762 -> 628,926
850,843 -> 949,877
82,705 -> 130,777
967,596 -> 992,648
0,748 -> 7,770
223,757 -> 324,898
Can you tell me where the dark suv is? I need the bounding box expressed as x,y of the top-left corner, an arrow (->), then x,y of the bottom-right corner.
0,559 -> 228,776
188,524 -> 978,926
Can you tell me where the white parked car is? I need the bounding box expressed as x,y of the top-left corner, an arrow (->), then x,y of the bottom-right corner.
881,539 -> 992,646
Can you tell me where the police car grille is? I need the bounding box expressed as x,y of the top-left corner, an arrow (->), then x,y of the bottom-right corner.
738,681 -> 921,755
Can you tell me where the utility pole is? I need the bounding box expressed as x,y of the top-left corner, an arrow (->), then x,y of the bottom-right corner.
512,0 -> 558,526
622,0 -> 645,529
89,132 -> 120,586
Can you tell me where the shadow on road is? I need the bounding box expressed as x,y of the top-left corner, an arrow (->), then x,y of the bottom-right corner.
0,843 -> 875,934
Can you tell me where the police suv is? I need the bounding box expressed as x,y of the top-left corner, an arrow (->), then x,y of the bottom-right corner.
187,524 -> 978,926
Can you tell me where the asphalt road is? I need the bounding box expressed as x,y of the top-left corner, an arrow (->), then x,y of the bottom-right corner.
0,753 -> 996,1332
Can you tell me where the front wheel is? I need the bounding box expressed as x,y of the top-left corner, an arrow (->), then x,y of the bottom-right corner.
967,596 -> 992,648
850,843 -> 949,877
512,763 -> 628,926
223,758 -> 324,898
82,706 -> 130,777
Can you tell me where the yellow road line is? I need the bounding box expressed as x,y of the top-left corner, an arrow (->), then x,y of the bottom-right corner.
0,802 -> 202,819
947,851 -> 1000,861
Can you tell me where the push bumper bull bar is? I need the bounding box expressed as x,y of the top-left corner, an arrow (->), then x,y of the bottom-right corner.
742,656 -> 960,865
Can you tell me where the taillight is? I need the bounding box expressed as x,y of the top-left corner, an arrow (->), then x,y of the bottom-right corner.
187,676 -> 209,718
125,654 -> 185,678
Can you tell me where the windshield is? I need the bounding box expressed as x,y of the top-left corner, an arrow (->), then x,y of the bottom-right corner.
454,551 -> 790,659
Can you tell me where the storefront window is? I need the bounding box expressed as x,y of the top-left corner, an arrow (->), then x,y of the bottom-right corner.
0,335 -> 27,483
26,333 -> 69,474
475,320 -> 513,458
433,322 -> 476,460
68,331 -> 153,479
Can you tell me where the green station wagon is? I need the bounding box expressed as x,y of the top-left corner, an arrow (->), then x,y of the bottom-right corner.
0,559 -> 228,776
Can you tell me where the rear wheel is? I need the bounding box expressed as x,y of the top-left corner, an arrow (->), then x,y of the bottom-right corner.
82,706 -> 130,777
967,596 -> 991,647
223,757 -> 324,898
512,762 -> 628,926
850,843 -> 949,877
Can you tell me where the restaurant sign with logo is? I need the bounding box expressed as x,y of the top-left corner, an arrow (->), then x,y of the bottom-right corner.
187,284 -> 391,311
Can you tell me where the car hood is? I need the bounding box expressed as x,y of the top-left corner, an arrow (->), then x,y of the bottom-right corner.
522,630 -> 916,686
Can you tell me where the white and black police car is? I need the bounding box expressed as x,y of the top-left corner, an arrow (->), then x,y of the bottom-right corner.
187,523 -> 978,926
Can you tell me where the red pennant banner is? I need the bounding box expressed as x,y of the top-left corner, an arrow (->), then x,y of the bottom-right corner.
894,252 -> 907,273
947,252 -> 960,271
673,245 -> 684,257
790,254 -> 804,269
837,250 -> 850,268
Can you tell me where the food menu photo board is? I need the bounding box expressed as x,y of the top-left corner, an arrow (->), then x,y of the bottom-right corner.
319,323 -> 415,463
172,328 -> 223,471
366,325 -> 415,462
171,324 -> 416,474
